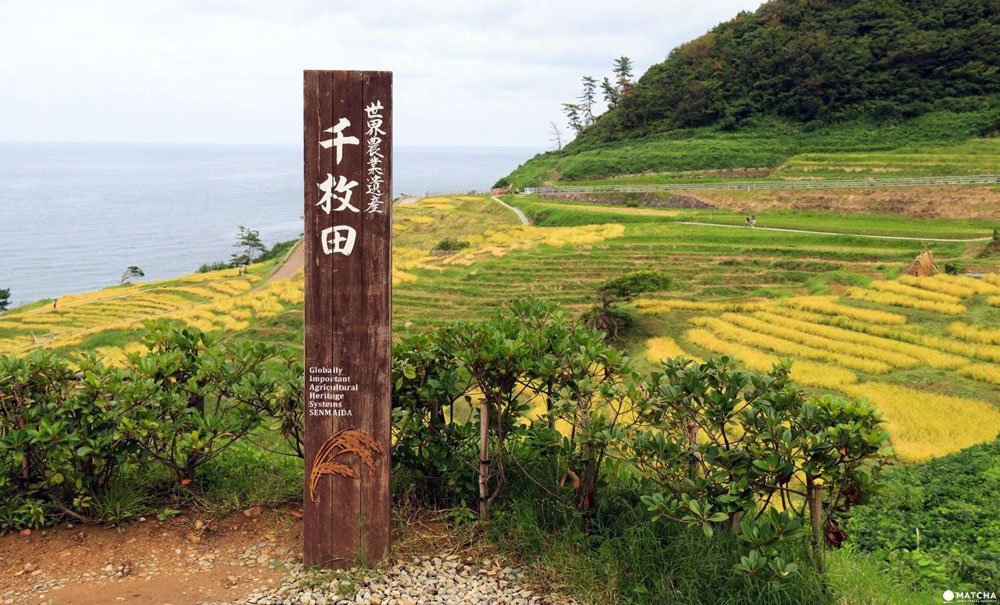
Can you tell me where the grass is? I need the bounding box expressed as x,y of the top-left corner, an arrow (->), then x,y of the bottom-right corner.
502,110 -> 1000,187
485,476 -> 829,604
846,437 -> 1000,590
195,442 -> 302,516
482,470 -> 943,604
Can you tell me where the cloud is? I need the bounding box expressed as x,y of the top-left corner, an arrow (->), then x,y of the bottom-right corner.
0,0 -> 763,147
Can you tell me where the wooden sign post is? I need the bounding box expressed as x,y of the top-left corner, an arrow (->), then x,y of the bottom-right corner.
302,70 -> 392,568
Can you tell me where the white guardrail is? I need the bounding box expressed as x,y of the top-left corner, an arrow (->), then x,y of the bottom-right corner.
423,190 -> 492,197
522,174 -> 1000,195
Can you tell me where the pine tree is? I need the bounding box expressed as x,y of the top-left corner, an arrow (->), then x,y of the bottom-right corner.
231,225 -> 266,266
0,288 -> 9,312
119,266 -> 145,284
579,76 -> 598,126
613,56 -> 634,99
562,103 -> 584,134
602,77 -> 620,108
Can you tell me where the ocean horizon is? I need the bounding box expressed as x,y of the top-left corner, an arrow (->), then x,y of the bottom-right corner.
0,141 -> 539,308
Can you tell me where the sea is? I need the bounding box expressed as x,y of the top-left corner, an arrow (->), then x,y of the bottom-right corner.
0,142 -> 538,307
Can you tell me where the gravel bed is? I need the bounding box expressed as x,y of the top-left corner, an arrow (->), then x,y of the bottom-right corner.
242,554 -> 576,605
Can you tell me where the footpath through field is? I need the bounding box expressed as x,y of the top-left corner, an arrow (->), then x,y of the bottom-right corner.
266,240 -> 304,282
492,195 -> 531,225
679,221 -> 993,242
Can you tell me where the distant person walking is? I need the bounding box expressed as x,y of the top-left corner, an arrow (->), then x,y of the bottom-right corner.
751,213 -> 757,228
745,213 -> 751,228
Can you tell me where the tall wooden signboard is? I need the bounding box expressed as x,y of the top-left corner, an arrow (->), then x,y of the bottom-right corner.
303,70 -> 392,568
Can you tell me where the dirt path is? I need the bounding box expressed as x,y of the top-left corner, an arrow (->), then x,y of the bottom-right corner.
679,221 -> 992,242
266,240 -> 303,283
492,196 -> 530,225
0,508 -> 298,605
1,510 -> 578,605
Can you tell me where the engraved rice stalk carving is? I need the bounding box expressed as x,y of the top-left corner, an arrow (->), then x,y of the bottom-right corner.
309,429 -> 383,503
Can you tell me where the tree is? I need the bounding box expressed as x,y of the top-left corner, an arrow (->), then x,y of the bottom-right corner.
119,266 -> 145,284
231,225 -> 266,267
0,288 -> 9,312
548,121 -> 563,151
602,57 -> 635,110
582,270 -> 672,339
612,55 -> 634,95
562,103 -> 583,134
579,76 -> 598,126
601,77 -> 620,108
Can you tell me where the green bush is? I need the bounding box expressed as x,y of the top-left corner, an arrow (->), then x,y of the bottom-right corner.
432,238 -> 471,252
391,299 -> 637,518
119,322 -> 300,481
631,357 -> 891,578
391,329 -> 481,505
0,352 -> 141,528
198,238 -> 298,272
0,323 -> 302,530
389,301 -> 893,582
846,437 -> 1000,590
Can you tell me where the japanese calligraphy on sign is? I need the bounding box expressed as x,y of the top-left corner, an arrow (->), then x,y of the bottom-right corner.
364,101 -> 386,214
303,70 -> 392,570
312,102 -> 387,254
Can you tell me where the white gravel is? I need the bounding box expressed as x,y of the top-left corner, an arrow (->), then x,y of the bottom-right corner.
241,554 -> 576,605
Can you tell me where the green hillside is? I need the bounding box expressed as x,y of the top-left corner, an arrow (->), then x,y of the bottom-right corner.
502,0 -> 1000,187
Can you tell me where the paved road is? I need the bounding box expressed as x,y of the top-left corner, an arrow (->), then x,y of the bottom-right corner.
492,195 -> 530,225
679,221 -> 992,242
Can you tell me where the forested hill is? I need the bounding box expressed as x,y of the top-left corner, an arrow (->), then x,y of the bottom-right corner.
501,0 -> 1000,187
582,0 -> 1000,145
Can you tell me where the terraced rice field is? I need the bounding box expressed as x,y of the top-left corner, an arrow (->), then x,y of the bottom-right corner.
772,138 -> 1000,179
637,272 -> 1000,461
3,194 -> 998,463
0,263 -> 305,363
0,195 -> 521,360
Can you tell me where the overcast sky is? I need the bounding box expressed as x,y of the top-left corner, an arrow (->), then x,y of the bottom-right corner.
0,1 -> 763,148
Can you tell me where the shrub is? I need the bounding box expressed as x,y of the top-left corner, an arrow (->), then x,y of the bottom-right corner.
391,329 -> 480,505
631,358 -> 891,577
392,299 -> 639,519
118,321 -> 300,482
198,238 -> 298,272
198,261 -> 232,273
432,238 -> 470,252
0,322 -> 303,530
0,352 -> 142,527
847,437 -> 1000,589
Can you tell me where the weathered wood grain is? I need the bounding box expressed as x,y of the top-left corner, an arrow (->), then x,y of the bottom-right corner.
303,70 -> 392,569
